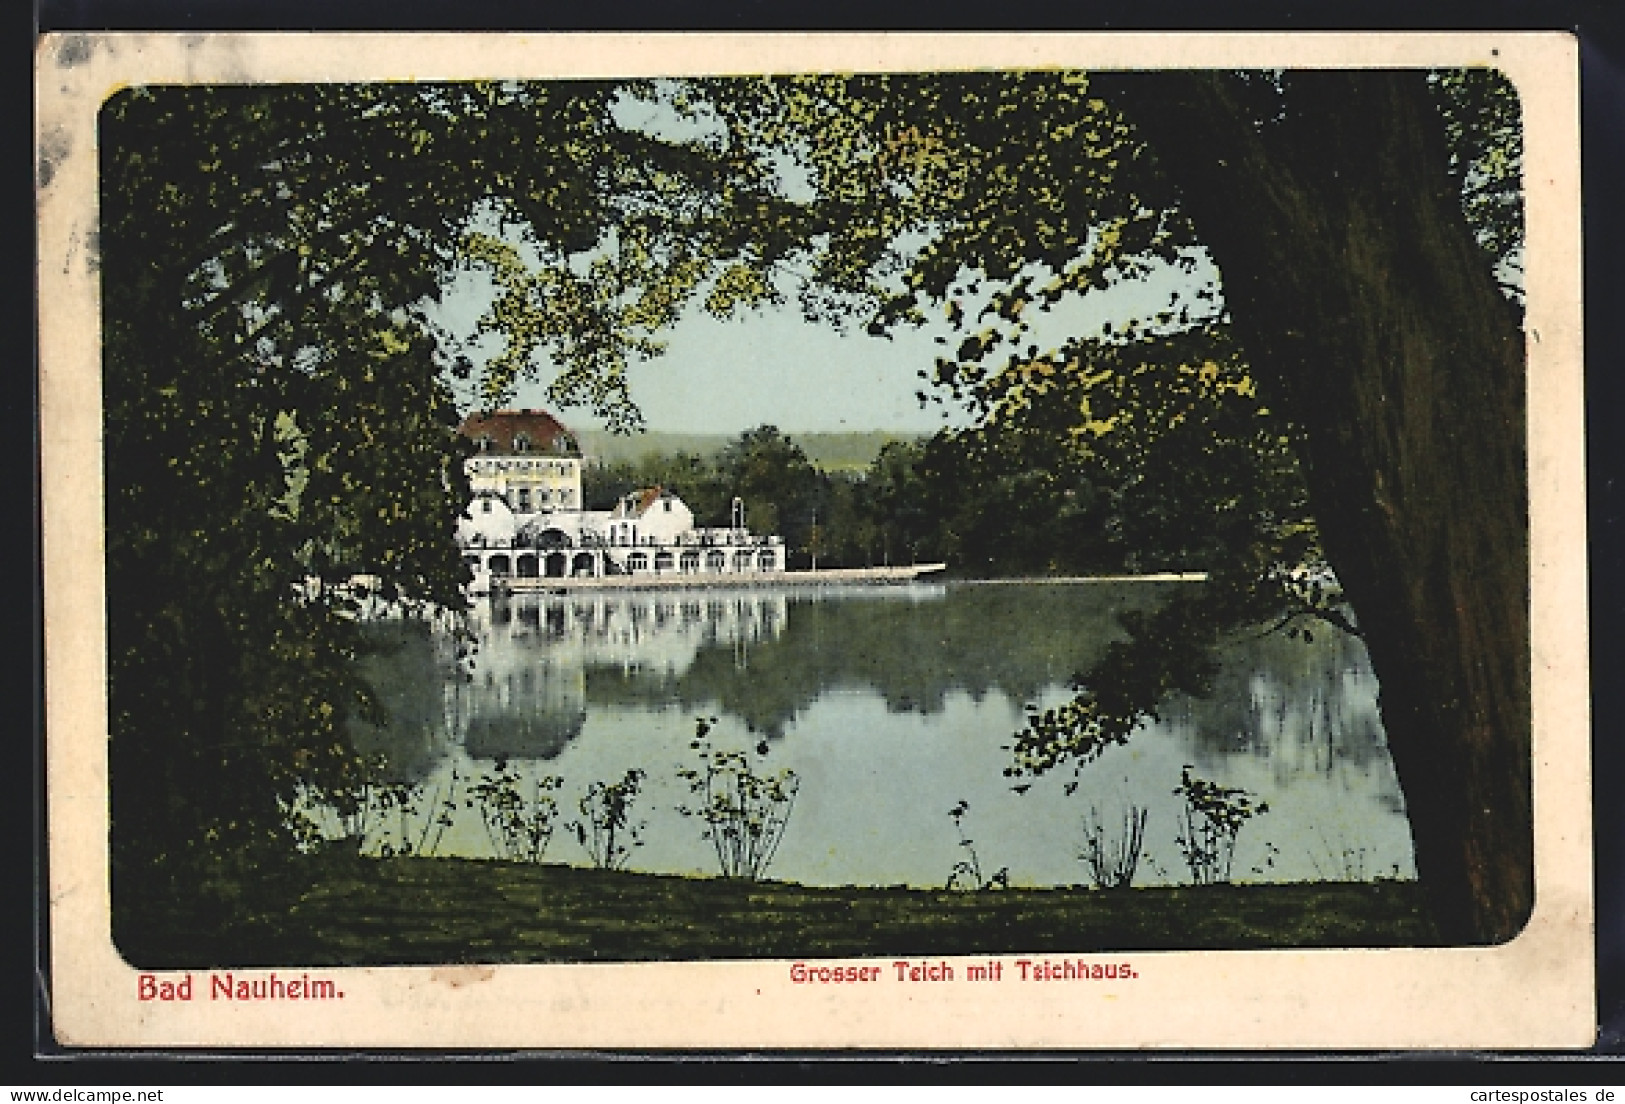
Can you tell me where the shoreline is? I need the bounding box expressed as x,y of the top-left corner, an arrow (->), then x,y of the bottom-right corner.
483,563 -> 948,593
947,572 -> 1209,585
477,566 -> 1208,595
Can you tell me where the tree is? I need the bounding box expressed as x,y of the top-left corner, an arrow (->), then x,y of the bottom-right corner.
102,85 -> 480,935
865,439 -> 937,567
689,69 -> 1530,942
100,81 -> 792,944
1094,71 -> 1530,943
715,426 -> 822,563
900,424 -> 1109,576
582,450 -> 726,517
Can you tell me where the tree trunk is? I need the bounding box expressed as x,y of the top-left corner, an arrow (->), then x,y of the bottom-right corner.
1101,70 -> 1532,943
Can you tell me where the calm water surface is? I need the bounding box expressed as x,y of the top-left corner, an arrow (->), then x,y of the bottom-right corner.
346,581 -> 1415,888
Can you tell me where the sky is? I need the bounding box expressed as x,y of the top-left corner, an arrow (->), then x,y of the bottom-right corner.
429,251 -> 1220,437
415,77 -> 1519,439
420,83 -> 1224,438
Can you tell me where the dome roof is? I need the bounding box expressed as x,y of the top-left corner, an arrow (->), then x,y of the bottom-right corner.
459,409 -> 580,457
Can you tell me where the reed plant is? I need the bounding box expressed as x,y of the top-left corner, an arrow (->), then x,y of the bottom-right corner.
466,759 -> 560,864
1080,802 -> 1148,890
571,768 -> 647,871
945,799 -> 1009,891
677,718 -> 800,880
1172,766 -> 1268,885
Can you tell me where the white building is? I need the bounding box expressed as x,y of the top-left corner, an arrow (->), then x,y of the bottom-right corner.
456,409 -> 785,585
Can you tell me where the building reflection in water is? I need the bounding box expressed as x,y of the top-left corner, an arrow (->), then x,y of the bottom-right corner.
449,591 -> 789,761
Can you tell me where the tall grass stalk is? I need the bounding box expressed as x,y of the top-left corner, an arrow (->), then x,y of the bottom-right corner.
1080,803 -> 1148,891
1308,828 -> 1371,882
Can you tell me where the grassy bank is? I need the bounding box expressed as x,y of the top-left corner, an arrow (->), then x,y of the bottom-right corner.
119,856 -> 1442,969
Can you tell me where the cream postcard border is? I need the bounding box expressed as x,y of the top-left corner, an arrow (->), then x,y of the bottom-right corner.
36,32 -> 1592,1049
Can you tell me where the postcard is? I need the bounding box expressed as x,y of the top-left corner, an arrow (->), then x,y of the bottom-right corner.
37,31 -> 1592,1049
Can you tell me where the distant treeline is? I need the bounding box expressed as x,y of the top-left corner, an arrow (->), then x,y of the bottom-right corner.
576,428 -> 917,473
582,424 -> 1233,576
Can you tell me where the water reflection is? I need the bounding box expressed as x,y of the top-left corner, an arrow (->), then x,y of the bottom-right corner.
457,591 -> 792,759
346,582 -> 1415,887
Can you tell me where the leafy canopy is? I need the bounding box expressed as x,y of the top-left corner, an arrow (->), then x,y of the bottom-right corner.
104,69 -> 1523,943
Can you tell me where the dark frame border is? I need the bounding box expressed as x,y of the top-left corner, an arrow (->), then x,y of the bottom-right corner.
25,0 -> 1625,1079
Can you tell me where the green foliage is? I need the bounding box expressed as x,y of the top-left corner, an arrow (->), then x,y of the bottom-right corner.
466,759 -> 564,864
579,408 -> 1260,577
103,69 -> 1526,940
676,717 -> 800,880
1172,766 -> 1269,886
694,72 -> 1175,327
101,79 -> 798,932
1432,68 -> 1524,299
671,69 -> 1325,588
716,426 -> 821,554
577,429 -> 911,473
100,84 -> 476,926
286,755 -> 459,861
859,440 -> 938,567
908,425 -> 1113,575
289,757 -> 409,857
686,70 -> 1522,829
584,450 -> 726,518
571,769 -> 648,871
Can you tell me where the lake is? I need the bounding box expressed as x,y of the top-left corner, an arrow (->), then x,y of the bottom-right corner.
339,580 -> 1416,889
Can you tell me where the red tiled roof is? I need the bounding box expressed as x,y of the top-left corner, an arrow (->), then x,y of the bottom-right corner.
632,486 -> 662,516
459,409 -> 580,457
612,486 -> 668,518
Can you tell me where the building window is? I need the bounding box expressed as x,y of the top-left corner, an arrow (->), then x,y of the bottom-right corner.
481,498 -> 492,514
663,500 -> 672,513
513,433 -> 531,453
477,435 -> 494,453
